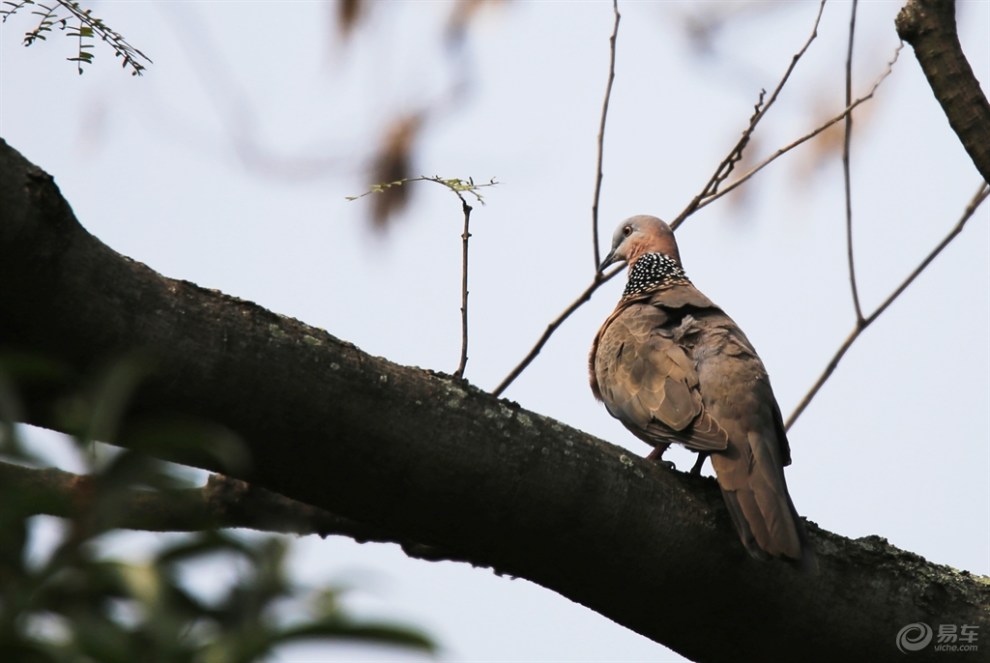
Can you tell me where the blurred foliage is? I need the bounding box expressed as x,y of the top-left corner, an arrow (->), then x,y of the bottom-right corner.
0,355 -> 435,662
366,114 -> 423,232
331,0 -> 499,51
0,0 -> 151,75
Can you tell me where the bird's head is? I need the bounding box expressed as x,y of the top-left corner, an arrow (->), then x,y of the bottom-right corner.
599,215 -> 681,272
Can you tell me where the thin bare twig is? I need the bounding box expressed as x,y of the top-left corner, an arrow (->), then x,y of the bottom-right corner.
454,196 -> 472,379
786,183 -> 989,431
697,44 -> 902,212
493,3 -> 624,397
843,0 -> 864,322
591,0 -> 621,269
671,0 -> 826,231
492,266 -> 623,397
347,175 -> 495,380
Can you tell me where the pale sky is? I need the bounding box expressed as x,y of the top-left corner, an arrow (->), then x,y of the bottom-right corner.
2,2 -> 988,661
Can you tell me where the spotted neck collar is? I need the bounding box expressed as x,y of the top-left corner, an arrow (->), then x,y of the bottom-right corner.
622,252 -> 690,298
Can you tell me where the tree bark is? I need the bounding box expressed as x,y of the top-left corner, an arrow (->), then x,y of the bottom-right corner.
896,0 -> 990,183
0,138 -> 986,662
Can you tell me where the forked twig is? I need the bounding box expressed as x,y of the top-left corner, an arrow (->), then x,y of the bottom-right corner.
591,0 -> 621,269
785,184 -> 990,431
695,44 -> 902,212
671,0 -> 826,231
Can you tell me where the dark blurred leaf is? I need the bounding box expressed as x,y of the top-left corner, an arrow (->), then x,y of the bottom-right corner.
336,0 -> 362,39
80,355 -> 152,447
154,530 -> 254,567
0,354 -> 72,462
0,352 -> 72,384
123,415 -> 249,475
0,643 -> 59,663
69,610 -> 134,663
369,113 -> 423,232
445,0 -> 497,48
277,619 -> 436,652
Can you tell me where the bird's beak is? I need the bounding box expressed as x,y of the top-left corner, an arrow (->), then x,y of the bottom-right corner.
598,248 -> 621,272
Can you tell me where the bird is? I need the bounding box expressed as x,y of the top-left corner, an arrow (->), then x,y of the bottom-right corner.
589,215 -> 806,561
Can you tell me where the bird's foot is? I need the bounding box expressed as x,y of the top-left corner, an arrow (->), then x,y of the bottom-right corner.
646,445 -> 675,471
689,453 -> 708,477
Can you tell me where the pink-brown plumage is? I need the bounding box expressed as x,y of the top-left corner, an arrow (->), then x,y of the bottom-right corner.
590,215 -> 806,561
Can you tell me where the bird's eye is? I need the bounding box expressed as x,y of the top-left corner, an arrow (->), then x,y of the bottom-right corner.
622,225 -> 632,237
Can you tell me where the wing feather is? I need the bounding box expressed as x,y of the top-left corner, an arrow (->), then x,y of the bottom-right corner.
592,301 -> 728,451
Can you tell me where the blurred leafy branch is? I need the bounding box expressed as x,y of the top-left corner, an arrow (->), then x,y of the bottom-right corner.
0,356 -> 435,662
347,175 -> 499,206
0,0 -> 151,75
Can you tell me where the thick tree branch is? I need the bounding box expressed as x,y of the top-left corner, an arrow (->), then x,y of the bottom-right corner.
1,139 -> 986,663
896,0 -> 990,183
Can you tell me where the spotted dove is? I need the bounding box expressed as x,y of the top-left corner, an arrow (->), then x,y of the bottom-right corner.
589,215 -> 806,561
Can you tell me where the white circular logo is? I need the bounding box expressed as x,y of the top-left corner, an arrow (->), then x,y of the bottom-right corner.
896,623 -> 933,653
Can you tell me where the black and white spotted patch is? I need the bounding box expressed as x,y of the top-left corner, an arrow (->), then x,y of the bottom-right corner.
622,252 -> 690,297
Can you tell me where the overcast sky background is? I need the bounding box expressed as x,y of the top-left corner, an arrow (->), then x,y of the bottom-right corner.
2,1 -> 988,661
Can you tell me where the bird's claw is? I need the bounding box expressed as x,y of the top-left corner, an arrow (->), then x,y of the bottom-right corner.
645,445 -> 676,471
689,452 -> 708,476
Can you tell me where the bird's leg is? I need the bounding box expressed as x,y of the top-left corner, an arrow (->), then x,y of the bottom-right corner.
646,443 -> 675,470
689,452 -> 708,476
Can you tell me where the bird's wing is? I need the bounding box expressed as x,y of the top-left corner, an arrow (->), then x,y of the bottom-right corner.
698,321 -> 803,559
592,301 -> 729,451
704,320 -> 793,466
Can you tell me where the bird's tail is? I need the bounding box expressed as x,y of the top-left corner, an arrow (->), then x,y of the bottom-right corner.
712,445 -> 815,570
